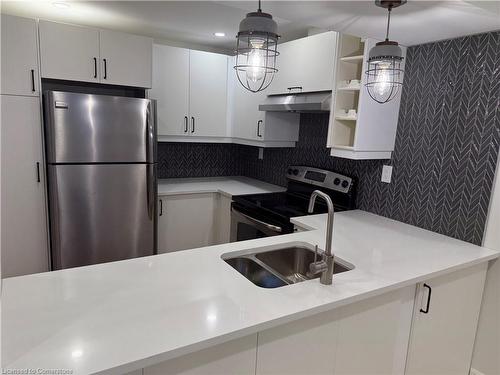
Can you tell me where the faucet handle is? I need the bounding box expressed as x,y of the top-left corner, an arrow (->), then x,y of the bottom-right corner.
309,244 -> 328,276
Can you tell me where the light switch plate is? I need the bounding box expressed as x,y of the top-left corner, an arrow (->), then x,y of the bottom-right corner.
381,165 -> 393,183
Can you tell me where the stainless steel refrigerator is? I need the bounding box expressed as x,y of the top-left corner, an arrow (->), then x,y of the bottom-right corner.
44,91 -> 157,270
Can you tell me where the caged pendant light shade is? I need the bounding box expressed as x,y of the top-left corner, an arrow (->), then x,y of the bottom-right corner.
234,0 -> 279,93
365,0 -> 405,104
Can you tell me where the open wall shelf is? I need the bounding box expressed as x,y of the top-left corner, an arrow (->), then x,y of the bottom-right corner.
339,54 -> 364,63
327,34 -> 407,160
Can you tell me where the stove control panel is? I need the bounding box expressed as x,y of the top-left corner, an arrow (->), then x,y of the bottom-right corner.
286,166 -> 353,193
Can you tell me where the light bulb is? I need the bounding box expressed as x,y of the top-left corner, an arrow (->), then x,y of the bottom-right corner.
373,62 -> 392,97
246,47 -> 265,83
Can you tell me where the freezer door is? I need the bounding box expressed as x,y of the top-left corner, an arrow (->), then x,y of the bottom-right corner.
48,164 -> 157,270
45,91 -> 156,163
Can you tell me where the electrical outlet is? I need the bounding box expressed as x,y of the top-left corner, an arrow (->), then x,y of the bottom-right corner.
381,165 -> 393,183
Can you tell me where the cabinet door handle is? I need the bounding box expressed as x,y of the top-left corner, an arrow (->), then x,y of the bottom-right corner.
191,117 -> 195,133
36,162 -> 40,183
159,199 -> 163,216
103,58 -> 107,79
184,116 -> 188,133
287,86 -> 302,92
30,69 -> 35,92
420,283 -> 432,314
257,120 -> 263,138
93,57 -> 97,78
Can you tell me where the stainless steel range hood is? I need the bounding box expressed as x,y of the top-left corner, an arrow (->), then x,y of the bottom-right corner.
259,90 -> 332,113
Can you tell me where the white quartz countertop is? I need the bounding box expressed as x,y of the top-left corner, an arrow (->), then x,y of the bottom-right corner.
157,176 -> 286,197
2,210 -> 499,374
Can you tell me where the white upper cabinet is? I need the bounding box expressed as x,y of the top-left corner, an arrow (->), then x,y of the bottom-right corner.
230,74 -> 266,142
99,29 -> 152,88
150,45 -> 190,137
269,31 -> 338,95
189,50 -> 228,137
39,20 -> 100,83
1,15 -> 39,96
151,44 -> 229,139
39,20 -> 152,87
229,57 -> 300,147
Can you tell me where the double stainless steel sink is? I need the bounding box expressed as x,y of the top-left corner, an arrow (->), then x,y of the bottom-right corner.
223,244 -> 353,288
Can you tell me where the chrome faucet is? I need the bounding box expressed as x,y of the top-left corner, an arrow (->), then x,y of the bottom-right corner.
308,190 -> 335,285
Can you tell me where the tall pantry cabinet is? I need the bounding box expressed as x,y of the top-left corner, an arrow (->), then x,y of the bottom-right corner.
1,14 -> 49,277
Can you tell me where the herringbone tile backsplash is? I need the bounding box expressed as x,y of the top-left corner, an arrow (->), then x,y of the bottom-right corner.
158,31 -> 500,245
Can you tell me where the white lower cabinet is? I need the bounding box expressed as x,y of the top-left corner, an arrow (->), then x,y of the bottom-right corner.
256,307 -> 338,375
405,263 -> 487,375
136,265 -> 487,375
333,286 -> 415,375
157,193 -> 217,253
157,192 -> 232,252
214,194 -> 232,244
143,335 -> 257,375
1,95 -> 48,278
256,286 -> 413,375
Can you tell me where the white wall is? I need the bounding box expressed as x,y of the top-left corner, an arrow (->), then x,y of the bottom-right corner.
472,152 -> 500,375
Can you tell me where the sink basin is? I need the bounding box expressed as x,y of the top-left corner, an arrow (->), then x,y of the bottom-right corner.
225,257 -> 287,288
223,244 -> 353,288
256,246 -> 351,284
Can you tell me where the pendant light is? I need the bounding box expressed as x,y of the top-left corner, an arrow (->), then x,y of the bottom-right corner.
365,0 -> 406,104
234,0 -> 279,93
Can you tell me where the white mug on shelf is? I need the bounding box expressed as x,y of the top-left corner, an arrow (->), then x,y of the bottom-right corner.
347,109 -> 357,118
348,79 -> 360,87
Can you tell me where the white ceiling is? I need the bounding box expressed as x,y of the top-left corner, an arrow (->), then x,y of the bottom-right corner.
1,1 -> 499,54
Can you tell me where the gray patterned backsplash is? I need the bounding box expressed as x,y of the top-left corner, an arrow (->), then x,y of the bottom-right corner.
158,142 -> 243,178
158,31 -> 500,245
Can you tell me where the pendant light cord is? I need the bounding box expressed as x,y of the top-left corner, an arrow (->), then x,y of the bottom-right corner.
385,6 -> 392,41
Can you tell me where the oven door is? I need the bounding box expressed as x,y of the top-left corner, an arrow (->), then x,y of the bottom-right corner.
230,205 -> 284,242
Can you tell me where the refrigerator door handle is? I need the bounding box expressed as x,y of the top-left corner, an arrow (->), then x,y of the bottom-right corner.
147,164 -> 156,221
145,100 -> 156,163
36,162 -> 41,183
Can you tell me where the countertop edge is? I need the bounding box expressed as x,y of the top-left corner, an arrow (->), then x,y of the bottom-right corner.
157,176 -> 286,198
96,252 -> 499,375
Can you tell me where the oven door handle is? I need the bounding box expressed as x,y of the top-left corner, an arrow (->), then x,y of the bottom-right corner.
232,207 -> 282,233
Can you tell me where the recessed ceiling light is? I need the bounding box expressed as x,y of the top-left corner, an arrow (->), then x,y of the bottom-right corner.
214,32 -> 226,37
53,1 -> 71,10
